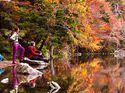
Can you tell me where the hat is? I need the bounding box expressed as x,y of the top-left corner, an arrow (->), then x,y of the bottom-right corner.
30,41 -> 35,43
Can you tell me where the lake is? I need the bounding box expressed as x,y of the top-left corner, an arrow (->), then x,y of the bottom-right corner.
0,54 -> 125,93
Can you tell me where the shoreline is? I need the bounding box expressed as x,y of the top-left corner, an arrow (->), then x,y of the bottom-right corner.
0,61 -> 18,68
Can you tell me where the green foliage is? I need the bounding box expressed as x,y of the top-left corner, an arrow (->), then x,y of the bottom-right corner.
0,12 -> 14,28
56,10 -> 65,19
18,22 -> 30,28
71,28 -> 80,33
42,45 -> 48,54
67,18 -> 78,27
0,29 -> 11,58
24,12 -> 48,24
56,9 -> 65,24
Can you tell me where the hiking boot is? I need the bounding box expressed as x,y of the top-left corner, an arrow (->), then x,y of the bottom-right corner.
43,58 -> 50,63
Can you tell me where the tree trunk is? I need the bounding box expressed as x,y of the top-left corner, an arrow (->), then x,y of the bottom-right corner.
50,45 -> 55,76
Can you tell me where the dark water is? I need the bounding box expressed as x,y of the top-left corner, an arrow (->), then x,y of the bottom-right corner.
0,55 -> 125,93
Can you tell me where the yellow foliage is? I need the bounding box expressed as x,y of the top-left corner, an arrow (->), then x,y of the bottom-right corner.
99,24 -> 110,31
84,24 -> 92,32
82,69 -> 87,76
68,58 -> 103,93
89,41 -> 102,51
44,0 -> 59,4
43,0 -> 103,51
80,63 -> 85,67
74,30 -> 102,51
89,58 -> 101,67
67,31 -> 79,45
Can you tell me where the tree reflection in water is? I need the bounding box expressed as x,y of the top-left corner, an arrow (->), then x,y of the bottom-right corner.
68,56 -> 125,93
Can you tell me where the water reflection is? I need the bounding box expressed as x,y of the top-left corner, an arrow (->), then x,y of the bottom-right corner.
1,55 -> 124,93
69,55 -> 125,93
10,65 -> 42,93
0,63 -> 59,93
11,66 -> 19,93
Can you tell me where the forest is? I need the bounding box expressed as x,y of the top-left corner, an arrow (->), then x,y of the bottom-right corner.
0,0 -> 124,59
0,0 -> 125,93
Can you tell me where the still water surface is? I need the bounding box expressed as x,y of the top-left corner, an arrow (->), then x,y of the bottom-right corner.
0,55 -> 125,93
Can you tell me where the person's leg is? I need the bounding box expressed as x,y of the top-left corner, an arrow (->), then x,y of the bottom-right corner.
18,44 -> 25,60
30,55 -> 40,60
38,55 -> 44,58
12,43 -> 18,64
30,55 -> 48,62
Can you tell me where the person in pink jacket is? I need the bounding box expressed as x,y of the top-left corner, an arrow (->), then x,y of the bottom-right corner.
10,27 -> 25,64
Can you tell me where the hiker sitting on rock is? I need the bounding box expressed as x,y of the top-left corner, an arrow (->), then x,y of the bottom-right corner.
28,41 -> 48,62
